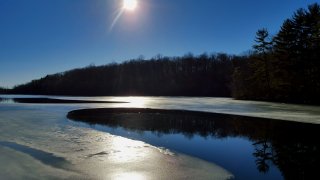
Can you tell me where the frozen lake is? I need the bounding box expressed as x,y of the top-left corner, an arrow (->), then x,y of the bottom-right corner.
1,95 -> 320,179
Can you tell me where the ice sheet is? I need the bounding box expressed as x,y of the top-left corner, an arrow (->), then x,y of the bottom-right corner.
0,103 -> 234,180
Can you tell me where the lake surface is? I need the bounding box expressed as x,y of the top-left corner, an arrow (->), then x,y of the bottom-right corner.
1,95 -> 320,179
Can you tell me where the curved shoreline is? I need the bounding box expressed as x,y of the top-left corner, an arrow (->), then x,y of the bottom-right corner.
66,107 -> 320,139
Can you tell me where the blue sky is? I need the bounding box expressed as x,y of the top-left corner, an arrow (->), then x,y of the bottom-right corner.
0,0 -> 319,87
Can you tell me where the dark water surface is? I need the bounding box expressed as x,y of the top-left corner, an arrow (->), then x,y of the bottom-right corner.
68,108 -> 320,180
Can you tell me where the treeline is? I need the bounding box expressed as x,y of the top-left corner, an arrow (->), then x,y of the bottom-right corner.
11,53 -> 234,96
4,3 -> 320,104
0,87 -> 8,94
233,3 -> 320,104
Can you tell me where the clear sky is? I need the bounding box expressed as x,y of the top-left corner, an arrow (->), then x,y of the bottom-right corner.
0,0 -> 319,87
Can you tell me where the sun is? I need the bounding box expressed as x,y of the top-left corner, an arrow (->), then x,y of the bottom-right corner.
123,0 -> 138,11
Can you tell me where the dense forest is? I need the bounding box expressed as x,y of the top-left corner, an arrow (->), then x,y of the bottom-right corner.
233,3 -> 320,104
10,53 -> 234,96
0,87 -> 8,94
2,3 -> 320,104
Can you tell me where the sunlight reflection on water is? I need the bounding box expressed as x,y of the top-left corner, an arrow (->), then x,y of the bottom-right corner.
109,136 -> 149,163
107,96 -> 150,108
125,97 -> 149,108
112,172 -> 147,180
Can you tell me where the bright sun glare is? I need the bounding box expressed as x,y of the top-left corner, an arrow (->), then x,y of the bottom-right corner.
123,0 -> 138,11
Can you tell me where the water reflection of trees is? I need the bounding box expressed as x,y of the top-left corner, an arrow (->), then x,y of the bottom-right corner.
253,140 -> 274,173
0,98 -> 10,103
67,108 -> 320,179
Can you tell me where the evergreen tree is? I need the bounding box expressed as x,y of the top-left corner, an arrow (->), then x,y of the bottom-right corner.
252,28 -> 273,99
273,3 -> 320,102
233,3 -> 320,104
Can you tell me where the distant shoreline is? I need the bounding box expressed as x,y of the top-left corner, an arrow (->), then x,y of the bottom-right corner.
0,97 -> 127,104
